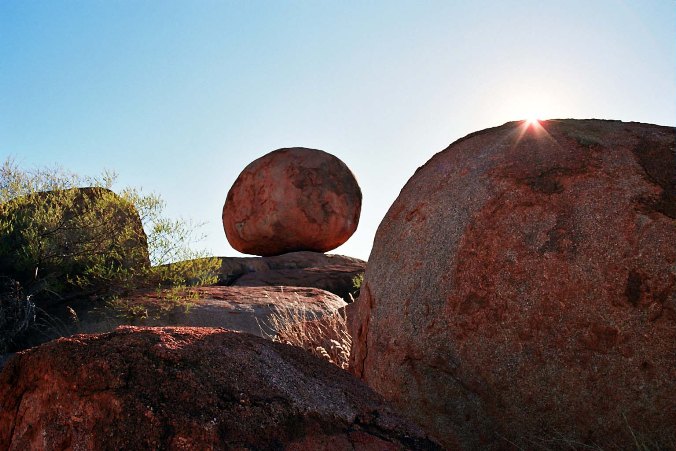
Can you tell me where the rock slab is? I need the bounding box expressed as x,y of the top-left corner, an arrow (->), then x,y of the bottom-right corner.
223,148 -> 362,256
233,263 -> 364,302
349,119 -> 676,449
0,327 -> 441,450
138,286 -> 346,337
219,251 -> 365,301
30,285 -> 347,349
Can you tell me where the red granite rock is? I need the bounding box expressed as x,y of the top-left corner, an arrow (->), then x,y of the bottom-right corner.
222,148 -> 362,256
0,327 -> 441,450
218,251 -> 365,279
19,260 -> 362,351
217,251 -> 366,301
51,286 -> 346,341
349,119 -> 676,449
233,263 -> 364,302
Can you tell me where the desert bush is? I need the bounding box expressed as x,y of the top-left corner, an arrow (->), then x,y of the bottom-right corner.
120,188 -> 220,289
0,158 -> 219,306
0,186 -> 149,302
351,272 -> 364,300
262,300 -> 351,369
0,278 -> 35,354
106,285 -> 201,322
352,273 -> 364,289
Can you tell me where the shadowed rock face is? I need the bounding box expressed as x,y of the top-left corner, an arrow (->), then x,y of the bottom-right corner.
122,286 -> 346,337
0,327 -> 441,450
232,263 -> 365,302
28,286 -> 346,350
13,251 -> 363,351
349,119 -> 676,449
222,148 -> 362,256
216,251 -> 366,302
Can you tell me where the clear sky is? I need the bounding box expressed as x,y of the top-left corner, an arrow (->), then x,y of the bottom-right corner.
1,1 -> 674,261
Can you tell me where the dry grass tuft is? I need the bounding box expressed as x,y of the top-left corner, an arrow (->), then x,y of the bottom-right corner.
261,300 -> 351,370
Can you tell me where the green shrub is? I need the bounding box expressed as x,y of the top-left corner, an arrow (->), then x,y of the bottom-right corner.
0,278 -> 35,354
349,272 -> 364,301
0,158 -> 219,306
352,272 -> 364,290
0,186 -> 150,302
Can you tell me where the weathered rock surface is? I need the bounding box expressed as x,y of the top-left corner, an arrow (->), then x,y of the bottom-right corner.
11,251 -> 364,352
349,120 -> 676,449
233,263 -> 364,302
33,286 -> 346,347
217,251 -> 364,280
147,286 -> 345,336
223,148 -> 362,256
218,251 -> 365,301
0,327 -> 441,450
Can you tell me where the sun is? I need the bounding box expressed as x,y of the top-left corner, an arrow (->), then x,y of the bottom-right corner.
524,114 -> 540,125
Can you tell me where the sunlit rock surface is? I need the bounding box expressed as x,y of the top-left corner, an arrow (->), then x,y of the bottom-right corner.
349,119 -> 676,449
223,148 -> 361,256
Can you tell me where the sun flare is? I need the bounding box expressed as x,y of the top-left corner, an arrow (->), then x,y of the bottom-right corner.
494,81 -> 568,128
524,115 -> 540,125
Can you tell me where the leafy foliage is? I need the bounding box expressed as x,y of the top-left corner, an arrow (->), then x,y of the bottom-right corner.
349,272 -> 364,301
0,186 -> 148,301
0,158 -> 219,306
106,286 -> 201,322
352,272 -> 364,290
0,278 -> 35,354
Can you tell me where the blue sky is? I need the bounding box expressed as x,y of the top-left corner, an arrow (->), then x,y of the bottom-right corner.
2,1 -> 674,261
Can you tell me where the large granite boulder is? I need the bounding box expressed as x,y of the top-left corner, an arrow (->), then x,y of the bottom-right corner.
349,120 -> 676,449
0,327 -> 441,450
222,148 -> 362,256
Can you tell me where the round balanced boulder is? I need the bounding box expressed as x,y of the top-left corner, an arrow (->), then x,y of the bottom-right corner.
349,119 -> 676,449
223,148 -> 361,256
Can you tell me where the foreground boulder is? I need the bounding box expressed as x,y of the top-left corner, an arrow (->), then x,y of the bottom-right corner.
350,119 -> 676,448
0,327 -> 441,450
223,148 -> 362,256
